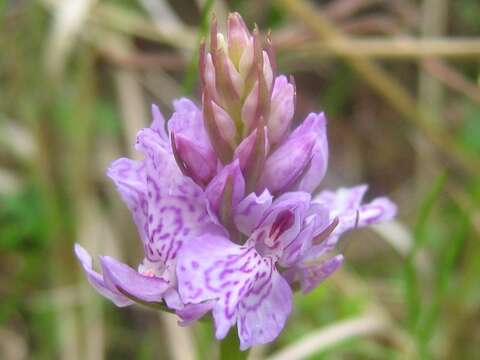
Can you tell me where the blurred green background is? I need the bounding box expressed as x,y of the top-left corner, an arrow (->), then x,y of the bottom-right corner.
1,0 -> 480,359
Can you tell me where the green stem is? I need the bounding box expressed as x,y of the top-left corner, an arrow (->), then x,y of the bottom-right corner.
219,331 -> 250,360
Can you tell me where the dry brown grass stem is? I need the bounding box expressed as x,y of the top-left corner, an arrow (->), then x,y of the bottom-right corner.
323,0 -> 384,21
41,0 -> 196,51
93,3 -> 195,49
285,38 -> 480,59
277,0 -> 480,178
423,58 -> 480,104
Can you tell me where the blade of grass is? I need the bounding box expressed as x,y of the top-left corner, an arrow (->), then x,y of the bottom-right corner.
414,171 -> 448,244
404,171 -> 447,333
417,206 -> 469,357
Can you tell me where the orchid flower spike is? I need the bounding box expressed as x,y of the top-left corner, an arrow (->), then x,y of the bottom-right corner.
75,12 -> 397,352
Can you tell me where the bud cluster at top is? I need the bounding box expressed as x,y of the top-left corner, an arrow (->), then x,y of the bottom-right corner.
198,13 -> 296,191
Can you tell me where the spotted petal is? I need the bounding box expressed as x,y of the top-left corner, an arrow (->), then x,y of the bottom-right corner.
177,235 -> 292,349
136,128 -> 217,265
253,192 -> 311,259
237,261 -> 292,350
107,158 -> 148,243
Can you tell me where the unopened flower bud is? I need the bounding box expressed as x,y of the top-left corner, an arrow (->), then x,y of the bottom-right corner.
227,12 -> 251,66
295,113 -> 329,193
238,39 -> 254,78
211,101 -> 238,147
262,51 -> 273,92
258,132 -> 316,195
200,12 -> 275,154
234,126 -> 269,193
267,76 -> 295,145
171,133 -> 216,186
168,99 -> 217,186
203,94 -> 235,164
241,81 -> 259,133
233,129 -> 258,170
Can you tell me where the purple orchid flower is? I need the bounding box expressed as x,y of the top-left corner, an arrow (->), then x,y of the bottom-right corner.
283,185 -> 397,293
176,189 -> 395,349
75,12 -> 397,352
75,104 -> 223,321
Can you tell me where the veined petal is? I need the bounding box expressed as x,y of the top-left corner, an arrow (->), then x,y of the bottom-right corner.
136,128 -> 218,265
177,235 -> 257,338
135,128 -> 176,174
74,244 -> 133,307
177,234 -> 292,348
234,190 -> 273,235
252,192 -> 311,258
237,266 -> 292,350
107,158 -> 148,243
